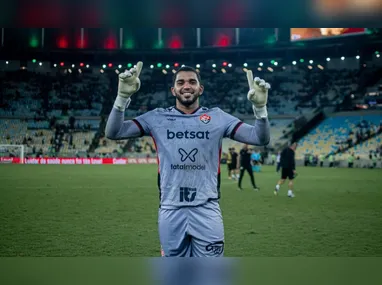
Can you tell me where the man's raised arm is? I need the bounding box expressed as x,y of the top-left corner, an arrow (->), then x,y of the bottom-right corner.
231,70 -> 271,146
105,61 -> 144,140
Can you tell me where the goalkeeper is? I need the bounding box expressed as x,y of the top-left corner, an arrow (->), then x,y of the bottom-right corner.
105,62 -> 271,257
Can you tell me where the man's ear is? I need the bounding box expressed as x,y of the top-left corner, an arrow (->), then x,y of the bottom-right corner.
171,87 -> 176,97
199,84 -> 204,95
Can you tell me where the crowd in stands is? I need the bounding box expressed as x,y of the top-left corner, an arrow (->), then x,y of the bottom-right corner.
0,57 -> 381,165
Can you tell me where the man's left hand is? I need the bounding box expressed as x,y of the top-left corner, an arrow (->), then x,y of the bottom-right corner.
246,70 -> 271,108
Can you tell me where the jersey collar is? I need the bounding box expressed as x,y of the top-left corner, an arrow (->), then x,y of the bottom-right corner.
173,106 -> 202,115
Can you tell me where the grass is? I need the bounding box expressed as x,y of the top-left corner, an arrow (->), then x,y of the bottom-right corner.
0,165 -> 381,257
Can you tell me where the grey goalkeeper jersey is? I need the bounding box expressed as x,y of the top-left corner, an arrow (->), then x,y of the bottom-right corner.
106,105 -> 270,209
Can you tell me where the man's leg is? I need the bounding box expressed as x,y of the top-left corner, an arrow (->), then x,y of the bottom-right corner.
287,170 -> 295,197
275,168 -> 287,195
158,208 -> 191,257
246,165 -> 258,190
188,201 -> 225,257
234,169 -> 240,180
238,166 -> 246,190
287,178 -> 295,197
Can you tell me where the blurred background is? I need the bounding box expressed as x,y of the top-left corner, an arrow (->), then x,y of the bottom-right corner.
0,28 -> 381,168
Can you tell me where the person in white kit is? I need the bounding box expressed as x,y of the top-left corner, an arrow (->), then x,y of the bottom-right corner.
105,61 -> 271,257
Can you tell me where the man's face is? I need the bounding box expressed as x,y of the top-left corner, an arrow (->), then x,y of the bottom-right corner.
171,71 -> 204,107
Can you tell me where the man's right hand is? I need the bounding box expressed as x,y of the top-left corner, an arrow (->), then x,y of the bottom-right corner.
118,61 -> 143,98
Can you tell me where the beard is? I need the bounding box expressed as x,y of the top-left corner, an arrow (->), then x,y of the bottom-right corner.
174,92 -> 200,107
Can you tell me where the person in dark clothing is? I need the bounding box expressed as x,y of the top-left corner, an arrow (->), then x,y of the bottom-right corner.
238,144 -> 259,191
274,142 -> 297,198
229,147 -> 239,180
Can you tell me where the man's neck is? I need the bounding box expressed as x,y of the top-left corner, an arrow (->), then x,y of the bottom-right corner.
175,101 -> 200,114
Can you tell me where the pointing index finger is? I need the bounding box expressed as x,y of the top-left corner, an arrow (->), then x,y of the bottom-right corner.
135,61 -> 143,77
246,70 -> 254,89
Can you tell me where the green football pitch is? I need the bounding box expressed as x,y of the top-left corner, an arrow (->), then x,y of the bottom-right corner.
1,164 -> 381,257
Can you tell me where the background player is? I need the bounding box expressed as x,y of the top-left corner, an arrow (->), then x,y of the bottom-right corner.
227,147 -> 233,179
106,62 -> 271,257
229,147 -> 239,180
238,145 -> 260,191
275,142 -> 298,198
251,148 -> 262,173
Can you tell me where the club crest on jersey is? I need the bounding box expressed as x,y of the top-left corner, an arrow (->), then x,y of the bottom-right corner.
200,114 -> 211,124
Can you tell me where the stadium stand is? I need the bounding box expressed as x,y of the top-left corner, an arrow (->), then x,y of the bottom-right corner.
1,32 -> 381,166
296,114 -> 382,159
